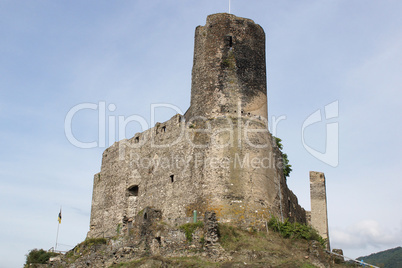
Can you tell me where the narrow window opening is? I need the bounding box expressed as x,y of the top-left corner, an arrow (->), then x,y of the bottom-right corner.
225,35 -> 233,47
128,185 -> 139,196
162,126 -> 166,132
135,136 -> 139,143
170,175 -> 174,183
144,213 -> 148,220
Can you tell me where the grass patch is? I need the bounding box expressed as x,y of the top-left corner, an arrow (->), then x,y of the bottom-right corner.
112,256 -> 218,268
301,263 -> 318,268
179,221 -> 204,242
111,257 -> 147,267
268,217 -> 326,247
65,237 -> 107,262
170,256 -> 219,267
217,223 -> 241,248
82,237 -> 107,247
218,223 -> 278,252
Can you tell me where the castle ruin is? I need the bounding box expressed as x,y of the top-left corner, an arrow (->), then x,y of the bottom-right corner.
87,13 -> 322,240
310,171 -> 330,250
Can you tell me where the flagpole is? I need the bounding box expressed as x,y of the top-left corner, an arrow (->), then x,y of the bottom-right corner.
55,207 -> 61,252
55,221 -> 60,251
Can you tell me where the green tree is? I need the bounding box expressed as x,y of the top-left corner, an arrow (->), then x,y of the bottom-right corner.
274,137 -> 292,177
25,248 -> 58,267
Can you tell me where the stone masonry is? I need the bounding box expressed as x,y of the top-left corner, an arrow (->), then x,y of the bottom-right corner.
309,171 -> 330,250
87,13 -> 306,239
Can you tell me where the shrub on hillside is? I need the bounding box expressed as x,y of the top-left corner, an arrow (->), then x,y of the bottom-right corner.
268,217 -> 326,247
25,248 -> 58,266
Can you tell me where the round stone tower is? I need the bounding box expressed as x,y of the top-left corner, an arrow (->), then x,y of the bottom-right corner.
187,13 -> 267,120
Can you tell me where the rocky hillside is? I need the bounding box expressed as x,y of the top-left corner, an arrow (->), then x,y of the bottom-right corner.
27,210 -> 353,267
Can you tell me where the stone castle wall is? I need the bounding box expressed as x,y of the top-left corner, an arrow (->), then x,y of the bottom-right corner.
88,13 -> 306,239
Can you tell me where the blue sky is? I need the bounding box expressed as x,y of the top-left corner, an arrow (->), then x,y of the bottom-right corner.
1,1 -> 401,267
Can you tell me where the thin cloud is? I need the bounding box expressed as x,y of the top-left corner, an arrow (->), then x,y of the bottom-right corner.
332,220 -> 402,250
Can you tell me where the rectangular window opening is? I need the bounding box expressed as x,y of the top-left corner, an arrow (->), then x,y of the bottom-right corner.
170,175 -> 174,183
226,35 -> 233,47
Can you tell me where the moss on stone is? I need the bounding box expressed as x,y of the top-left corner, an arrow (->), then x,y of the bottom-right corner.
179,222 -> 204,242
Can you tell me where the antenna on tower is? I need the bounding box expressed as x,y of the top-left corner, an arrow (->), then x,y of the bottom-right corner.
229,0 -> 231,14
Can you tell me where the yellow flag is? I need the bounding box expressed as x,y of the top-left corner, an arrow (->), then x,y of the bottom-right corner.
58,210 -> 62,224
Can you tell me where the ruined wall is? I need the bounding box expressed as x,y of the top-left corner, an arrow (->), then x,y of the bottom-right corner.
310,171 -> 330,250
88,114 -> 199,238
88,13 -> 306,239
88,113 -> 300,238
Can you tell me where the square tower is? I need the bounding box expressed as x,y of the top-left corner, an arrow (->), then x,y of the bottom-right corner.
310,171 -> 330,250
